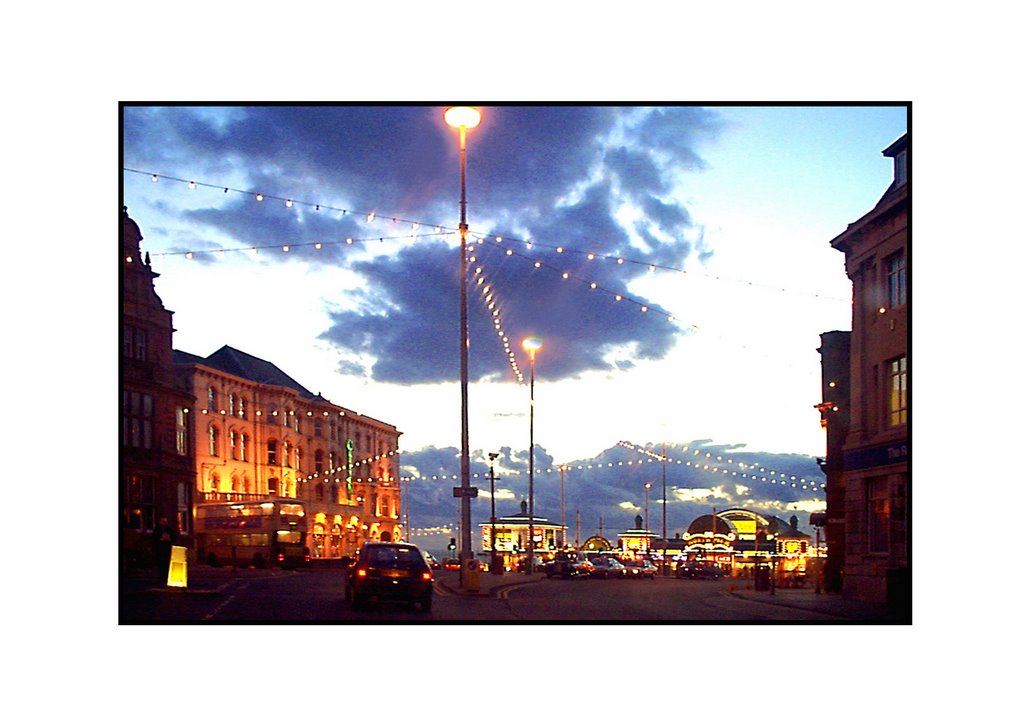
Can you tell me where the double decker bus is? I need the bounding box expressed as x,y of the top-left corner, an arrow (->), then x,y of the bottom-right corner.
195,498 -> 309,568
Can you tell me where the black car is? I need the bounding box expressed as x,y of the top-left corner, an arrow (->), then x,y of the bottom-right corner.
545,552 -> 590,579
675,560 -> 725,580
345,542 -> 435,612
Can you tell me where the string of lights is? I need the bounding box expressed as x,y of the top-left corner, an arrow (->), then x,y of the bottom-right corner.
470,254 -> 529,384
125,167 -> 847,302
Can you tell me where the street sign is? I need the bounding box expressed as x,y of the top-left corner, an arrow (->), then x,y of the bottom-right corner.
452,486 -> 479,498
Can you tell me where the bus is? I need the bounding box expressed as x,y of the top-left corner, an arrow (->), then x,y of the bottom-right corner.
195,498 -> 309,568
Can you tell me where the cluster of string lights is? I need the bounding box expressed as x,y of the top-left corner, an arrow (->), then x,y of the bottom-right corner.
126,167 -> 846,302
616,440 -> 824,491
470,256 -> 525,384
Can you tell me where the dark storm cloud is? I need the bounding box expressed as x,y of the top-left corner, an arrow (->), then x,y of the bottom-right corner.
124,105 -> 723,382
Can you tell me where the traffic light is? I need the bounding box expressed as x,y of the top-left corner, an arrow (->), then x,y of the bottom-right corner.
448,537 -> 456,551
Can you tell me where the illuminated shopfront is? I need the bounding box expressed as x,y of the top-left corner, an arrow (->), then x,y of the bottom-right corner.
482,501 -> 565,570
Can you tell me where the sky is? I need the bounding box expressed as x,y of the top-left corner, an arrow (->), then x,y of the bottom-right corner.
121,104 -> 906,477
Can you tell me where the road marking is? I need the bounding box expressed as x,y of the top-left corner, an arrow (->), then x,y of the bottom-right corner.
202,594 -> 235,621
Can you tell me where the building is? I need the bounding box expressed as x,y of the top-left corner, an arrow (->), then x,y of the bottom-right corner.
121,209 -> 196,569
823,133 -> 909,611
173,345 -> 404,559
816,330 -> 850,592
481,501 -> 566,570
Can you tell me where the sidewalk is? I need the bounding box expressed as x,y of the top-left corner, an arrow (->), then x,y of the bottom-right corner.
724,582 -> 904,622
433,569 -> 546,598
435,570 -> 905,622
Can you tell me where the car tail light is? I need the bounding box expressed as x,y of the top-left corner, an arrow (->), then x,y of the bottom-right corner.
421,571 -> 433,581
277,553 -> 285,562
356,568 -> 367,578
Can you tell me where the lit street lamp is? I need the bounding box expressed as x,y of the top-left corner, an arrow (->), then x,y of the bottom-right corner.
523,337 -> 542,574
444,106 -> 482,586
644,482 -> 652,553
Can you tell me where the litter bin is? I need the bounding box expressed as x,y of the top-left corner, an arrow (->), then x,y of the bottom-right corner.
754,563 -> 771,591
466,559 -> 480,592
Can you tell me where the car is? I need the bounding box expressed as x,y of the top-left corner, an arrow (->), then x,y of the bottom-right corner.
589,556 -> 627,579
623,559 -> 658,579
345,542 -> 435,612
422,550 -> 442,570
675,560 -> 725,580
545,552 -> 591,578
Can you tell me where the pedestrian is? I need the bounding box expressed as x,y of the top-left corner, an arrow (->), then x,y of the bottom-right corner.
151,517 -> 177,576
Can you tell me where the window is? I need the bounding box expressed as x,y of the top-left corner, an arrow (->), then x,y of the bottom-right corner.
229,393 -> 236,417
886,251 -> 906,308
229,430 -> 238,460
314,419 -> 322,437
208,425 -> 219,456
122,390 -> 153,449
238,397 -> 247,419
867,477 -> 890,553
239,433 -> 247,462
175,407 -> 188,456
267,439 -> 278,466
894,150 -> 907,186
123,325 -> 148,361
207,386 -> 217,412
315,450 -> 324,474
888,355 -> 908,427
283,442 -> 291,468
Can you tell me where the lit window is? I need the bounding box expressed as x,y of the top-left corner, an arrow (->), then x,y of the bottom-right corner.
207,386 -> 217,412
888,355 -> 908,427
208,425 -> 219,456
175,407 -> 188,456
239,433 -> 247,462
267,439 -> 278,466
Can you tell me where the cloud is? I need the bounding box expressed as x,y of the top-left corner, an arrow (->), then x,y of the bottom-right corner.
124,105 -> 725,383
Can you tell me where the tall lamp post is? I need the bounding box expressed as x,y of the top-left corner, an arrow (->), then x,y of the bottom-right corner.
444,105 -> 482,585
523,337 -> 542,573
644,482 -> 652,554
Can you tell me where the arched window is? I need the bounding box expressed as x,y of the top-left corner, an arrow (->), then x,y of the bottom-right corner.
239,433 -> 247,462
208,425 -> 219,456
207,386 -> 217,412
267,439 -> 278,466
238,397 -> 247,419
229,393 -> 236,417
229,430 -> 238,460
282,441 -> 291,468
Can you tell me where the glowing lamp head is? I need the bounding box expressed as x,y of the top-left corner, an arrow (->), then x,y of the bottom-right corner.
444,106 -> 482,129
522,337 -> 542,354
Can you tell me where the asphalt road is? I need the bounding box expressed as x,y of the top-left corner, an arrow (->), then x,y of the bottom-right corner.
120,566 -> 849,624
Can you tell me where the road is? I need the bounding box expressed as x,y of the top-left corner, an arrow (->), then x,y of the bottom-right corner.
120,566 -> 846,623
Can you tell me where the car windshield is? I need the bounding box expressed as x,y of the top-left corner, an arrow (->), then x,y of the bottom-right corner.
364,546 -> 424,567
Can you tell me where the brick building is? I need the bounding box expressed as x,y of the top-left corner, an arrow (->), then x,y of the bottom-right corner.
120,209 -> 196,567
822,134 -> 909,612
173,345 -> 403,559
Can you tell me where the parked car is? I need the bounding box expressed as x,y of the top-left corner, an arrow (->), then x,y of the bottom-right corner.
675,560 -> 725,580
623,559 -> 658,579
590,556 -> 627,579
345,542 -> 434,612
546,552 -> 591,578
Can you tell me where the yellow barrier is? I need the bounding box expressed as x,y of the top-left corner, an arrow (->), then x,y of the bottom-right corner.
166,545 -> 188,588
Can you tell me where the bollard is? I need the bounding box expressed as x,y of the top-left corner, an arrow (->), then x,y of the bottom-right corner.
166,545 -> 188,588
465,559 -> 480,593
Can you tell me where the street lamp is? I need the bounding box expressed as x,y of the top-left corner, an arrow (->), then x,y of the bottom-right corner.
523,337 -> 542,574
644,482 -> 652,554
444,105 -> 482,585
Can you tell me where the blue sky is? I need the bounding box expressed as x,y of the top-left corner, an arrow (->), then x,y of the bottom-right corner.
122,104 -> 906,472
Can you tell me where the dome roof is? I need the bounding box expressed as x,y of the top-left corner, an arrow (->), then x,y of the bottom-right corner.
685,514 -> 734,535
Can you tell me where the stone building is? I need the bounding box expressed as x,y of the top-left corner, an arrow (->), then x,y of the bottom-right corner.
173,345 -> 403,558
120,209 -> 196,567
823,133 -> 909,611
